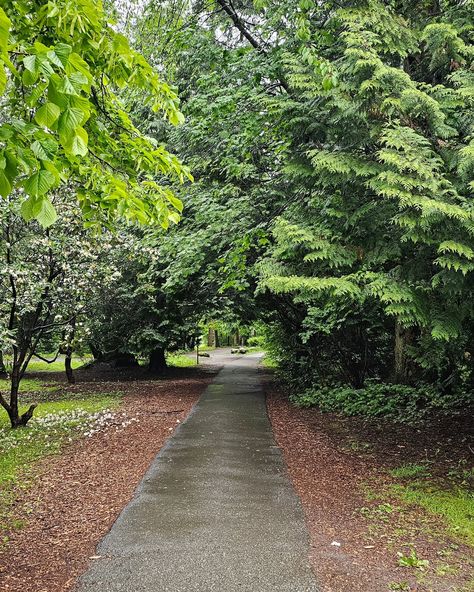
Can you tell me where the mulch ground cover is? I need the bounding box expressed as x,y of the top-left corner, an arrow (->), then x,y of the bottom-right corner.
264,375 -> 474,592
0,364 -> 219,592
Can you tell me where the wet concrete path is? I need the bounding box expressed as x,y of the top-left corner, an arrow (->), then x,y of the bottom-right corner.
77,351 -> 319,592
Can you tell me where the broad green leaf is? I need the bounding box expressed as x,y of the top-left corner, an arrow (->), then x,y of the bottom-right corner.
53,43 -> 72,66
4,151 -> 18,181
165,193 -> 183,212
68,126 -> 88,156
35,102 -> 61,128
0,169 -> 11,197
31,137 -> 58,161
37,57 -> 54,77
36,197 -> 58,227
69,72 -> 89,86
0,8 -> 10,55
27,81 -> 48,107
24,169 -> 56,196
23,54 -> 37,73
22,68 -> 39,85
47,50 -> 65,70
16,146 -> 37,173
59,75 -> 79,95
168,110 -> 185,126
58,106 -> 85,137
0,126 -> 12,140
41,160 -> 61,183
20,195 -> 41,221
48,75 -> 69,109
168,211 -> 180,224
31,140 -> 49,160
0,64 -> 5,94
67,52 -> 92,82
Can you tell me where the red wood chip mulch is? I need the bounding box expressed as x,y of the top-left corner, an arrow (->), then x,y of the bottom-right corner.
0,369 -> 217,592
265,378 -> 474,592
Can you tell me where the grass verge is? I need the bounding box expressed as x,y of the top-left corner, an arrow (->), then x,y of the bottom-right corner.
391,482 -> 474,546
0,393 -> 122,540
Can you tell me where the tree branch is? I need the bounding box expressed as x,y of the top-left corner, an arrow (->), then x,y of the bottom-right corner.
216,0 -> 265,53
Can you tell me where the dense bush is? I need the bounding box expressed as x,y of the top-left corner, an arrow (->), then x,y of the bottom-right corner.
290,380 -> 473,423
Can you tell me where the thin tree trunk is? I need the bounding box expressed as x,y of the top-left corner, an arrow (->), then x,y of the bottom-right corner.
64,317 -> 76,384
3,363 -> 36,428
65,353 -> 75,384
0,351 -> 6,377
394,320 -> 413,384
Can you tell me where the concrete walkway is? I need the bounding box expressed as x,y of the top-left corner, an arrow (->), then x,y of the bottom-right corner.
77,351 -> 319,592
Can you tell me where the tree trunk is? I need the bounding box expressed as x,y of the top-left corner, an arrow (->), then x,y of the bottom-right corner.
207,328 -> 218,348
149,347 -> 167,374
394,320 -> 413,384
65,353 -> 75,384
0,351 -> 7,377
1,366 -> 36,428
89,343 -> 103,362
64,318 -> 76,384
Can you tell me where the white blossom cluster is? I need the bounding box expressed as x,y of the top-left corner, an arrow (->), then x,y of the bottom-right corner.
0,408 -> 140,453
0,196 -> 129,367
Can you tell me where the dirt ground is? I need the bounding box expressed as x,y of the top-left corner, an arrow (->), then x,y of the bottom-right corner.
1,361 -> 472,592
264,376 -> 474,592
0,364 -> 218,592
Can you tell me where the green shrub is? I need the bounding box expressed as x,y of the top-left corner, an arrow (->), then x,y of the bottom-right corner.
289,380 -> 456,422
247,335 -> 265,347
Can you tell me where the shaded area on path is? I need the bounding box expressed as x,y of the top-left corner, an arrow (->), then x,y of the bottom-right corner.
77,351 -> 319,592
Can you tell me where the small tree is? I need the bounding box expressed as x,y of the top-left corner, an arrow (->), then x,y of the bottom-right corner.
0,194 -> 116,427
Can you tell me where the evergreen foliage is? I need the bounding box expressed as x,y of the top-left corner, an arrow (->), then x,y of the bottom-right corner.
2,0 -> 474,424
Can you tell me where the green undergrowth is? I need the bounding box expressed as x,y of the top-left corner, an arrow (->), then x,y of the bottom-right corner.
261,352 -> 278,369
358,476 -> 474,591
390,464 -> 431,479
290,380 -> 469,423
0,393 -> 122,539
391,482 -> 474,547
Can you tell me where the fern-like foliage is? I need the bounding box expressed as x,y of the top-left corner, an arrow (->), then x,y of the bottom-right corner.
261,0 -> 474,373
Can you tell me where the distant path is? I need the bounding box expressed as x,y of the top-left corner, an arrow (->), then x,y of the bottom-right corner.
77,350 -> 319,592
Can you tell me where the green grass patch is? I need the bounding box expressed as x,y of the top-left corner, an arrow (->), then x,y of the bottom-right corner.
1,353 -> 91,375
390,463 -> 431,479
196,344 -> 215,352
25,354 -> 91,373
0,377 -> 59,394
0,393 -> 121,536
246,346 -> 265,354
391,483 -> 474,546
167,352 -> 196,367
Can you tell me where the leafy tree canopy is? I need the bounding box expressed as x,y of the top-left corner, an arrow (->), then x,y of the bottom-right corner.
0,0 -> 190,229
